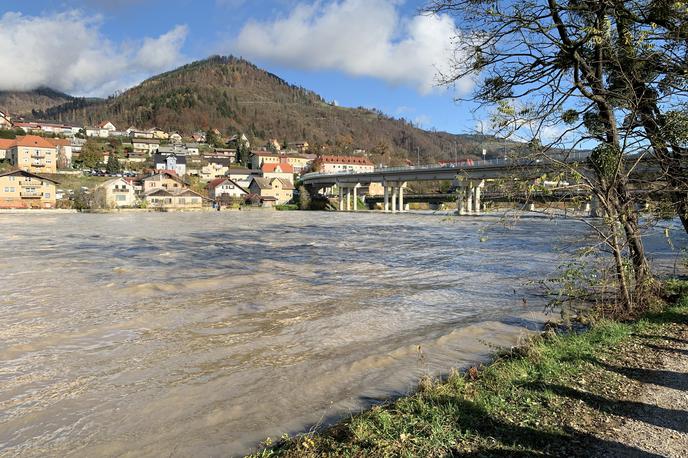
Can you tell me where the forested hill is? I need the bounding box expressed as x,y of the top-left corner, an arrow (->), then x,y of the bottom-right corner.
0,88 -> 76,116
32,56 -> 518,163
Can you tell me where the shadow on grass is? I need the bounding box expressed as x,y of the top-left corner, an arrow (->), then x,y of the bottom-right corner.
526,382 -> 688,434
424,396 -> 664,457
643,342 -> 688,357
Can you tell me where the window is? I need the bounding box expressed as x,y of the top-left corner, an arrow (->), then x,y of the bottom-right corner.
44,193 -> 51,198
3,187 -> 8,193
116,195 -> 126,201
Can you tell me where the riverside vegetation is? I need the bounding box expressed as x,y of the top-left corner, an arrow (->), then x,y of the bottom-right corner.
252,280 -> 688,457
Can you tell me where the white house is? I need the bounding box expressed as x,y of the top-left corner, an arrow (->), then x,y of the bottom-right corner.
207,177 -> 249,200
99,121 -> 117,131
132,138 -> 160,155
95,178 -> 138,208
85,127 -> 110,138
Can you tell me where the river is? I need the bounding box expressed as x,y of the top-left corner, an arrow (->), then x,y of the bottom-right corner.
0,211 -> 685,457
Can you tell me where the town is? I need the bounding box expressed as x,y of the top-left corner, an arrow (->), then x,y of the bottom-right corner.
0,112 -> 378,211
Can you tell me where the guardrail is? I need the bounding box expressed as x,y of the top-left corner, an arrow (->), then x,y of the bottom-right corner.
301,151 -> 596,181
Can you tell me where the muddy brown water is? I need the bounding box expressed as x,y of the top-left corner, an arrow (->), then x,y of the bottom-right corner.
0,212 -> 684,457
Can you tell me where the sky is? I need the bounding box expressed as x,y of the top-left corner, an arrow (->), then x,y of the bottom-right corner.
0,0 -> 483,135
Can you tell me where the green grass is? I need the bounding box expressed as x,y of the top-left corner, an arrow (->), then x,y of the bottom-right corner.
275,204 -> 300,211
251,280 -> 688,457
43,174 -> 111,192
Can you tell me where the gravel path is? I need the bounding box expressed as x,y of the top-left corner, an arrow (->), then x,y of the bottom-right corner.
590,321 -> 688,457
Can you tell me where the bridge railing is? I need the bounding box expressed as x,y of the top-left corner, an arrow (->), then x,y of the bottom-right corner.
301,151 -> 595,182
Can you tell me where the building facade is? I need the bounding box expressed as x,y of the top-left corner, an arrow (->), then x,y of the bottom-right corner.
94,178 -> 138,208
0,170 -> 58,209
7,135 -> 58,174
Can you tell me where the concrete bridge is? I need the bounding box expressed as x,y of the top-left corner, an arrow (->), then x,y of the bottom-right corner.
301,151 -> 656,215
301,152 -> 596,214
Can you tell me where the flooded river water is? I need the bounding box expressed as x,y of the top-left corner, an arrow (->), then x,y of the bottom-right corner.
0,211 -> 684,457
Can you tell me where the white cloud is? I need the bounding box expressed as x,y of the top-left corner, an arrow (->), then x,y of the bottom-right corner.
0,11 -> 188,96
232,0 -> 469,95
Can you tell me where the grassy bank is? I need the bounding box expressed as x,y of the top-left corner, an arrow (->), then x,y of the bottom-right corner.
252,280 -> 688,457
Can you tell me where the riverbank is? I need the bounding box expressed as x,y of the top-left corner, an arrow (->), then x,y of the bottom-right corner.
252,280 -> 688,457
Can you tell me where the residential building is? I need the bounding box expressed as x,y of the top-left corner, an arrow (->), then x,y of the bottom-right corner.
261,162 -> 294,184
250,151 -> 280,169
129,130 -> 155,139
290,141 -> 309,153
284,154 -> 315,174
132,138 -> 160,155
185,143 -> 201,155
199,157 -> 232,180
126,151 -> 148,163
250,151 -> 314,174
154,154 -> 187,176
210,148 -> 237,162
0,169 -> 58,209
207,177 -> 248,200
149,128 -> 169,140
144,188 -> 204,210
48,138 -> 73,168
0,111 -> 12,129
227,167 -> 254,188
94,177 -> 138,208
249,177 -> 294,205
192,130 -> 206,142
7,135 -> 58,173
169,133 -> 183,144
0,138 -> 13,160
314,155 -> 374,174
85,126 -> 111,138
99,121 -> 117,132
142,171 -> 187,193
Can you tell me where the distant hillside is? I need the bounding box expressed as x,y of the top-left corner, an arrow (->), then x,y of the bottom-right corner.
0,88 -> 75,116
32,56 -> 520,164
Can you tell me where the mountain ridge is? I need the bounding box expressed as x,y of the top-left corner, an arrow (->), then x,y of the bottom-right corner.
18,56 -> 516,164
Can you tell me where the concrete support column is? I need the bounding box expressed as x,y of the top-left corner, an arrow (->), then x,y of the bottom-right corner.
338,185 -> 344,211
590,196 -> 602,218
353,186 -> 358,212
457,186 -> 466,215
528,203 -> 536,212
383,184 -> 389,213
398,186 -> 404,213
474,184 -> 482,215
466,184 -> 474,215
346,187 -> 351,211
391,187 -> 398,213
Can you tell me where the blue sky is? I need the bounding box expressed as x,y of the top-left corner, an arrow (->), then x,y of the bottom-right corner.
0,0 -> 482,134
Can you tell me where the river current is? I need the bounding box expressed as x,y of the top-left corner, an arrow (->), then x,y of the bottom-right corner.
0,211 -> 684,457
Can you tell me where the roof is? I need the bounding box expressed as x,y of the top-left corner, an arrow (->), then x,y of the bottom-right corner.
319,155 -> 373,166
97,177 -> 130,189
252,151 -> 279,158
0,168 -> 59,183
14,135 -> 57,149
276,178 -> 295,190
250,177 -> 272,190
144,187 -> 205,198
226,167 -> 252,175
0,139 -> 15,150
99,121 -> 115,128
261,162 -> 294,174
142,171 -> 187,185
207,178 -> 249,194
132,138 -> 160,144
48,138 -> 70,147
154,153 -> 187,165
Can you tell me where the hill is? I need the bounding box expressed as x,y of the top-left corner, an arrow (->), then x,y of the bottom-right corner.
31,56 -> 519,164
0,88 -> 76,116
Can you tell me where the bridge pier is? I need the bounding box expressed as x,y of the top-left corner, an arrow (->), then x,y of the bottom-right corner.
338,186 -> 344,211
384,185 -> 389,212
456,180 -> 485,216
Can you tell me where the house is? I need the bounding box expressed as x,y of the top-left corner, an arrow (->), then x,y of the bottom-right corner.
284,154 -> 315,174
249,177 -> 294,205
154,154 -> 187,176
210,148 -> 237,162
129,130 -> 155,139
7,135 -> 58,173
0,138 -> 14,160
94,177 -> 138,208
169,133 -> 183,144
207,177 -> 249,200
226,167 -> 254,188
185,143 -> 200,155
132,138 -> 160,155
267,139 -> 282,151
126,151 -> 148,163
0,169 -> 59,209
142,171 -> 188,193
291,141 -> 309,153
250,151 -> 280,169
0,110 -> 12,129
261,162 -> 294,183
148,128 -> 169,140
48,138 -> 73,168
192,130 -> 207,142
314,155 -> 374,174
144,188 -> 204,210
99,121 -> 117,132
85,126 -> 111,138
199,157 -> 232,180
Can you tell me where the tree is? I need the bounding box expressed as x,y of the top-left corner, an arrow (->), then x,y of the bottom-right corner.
79,141 -> 103,169
206,129 -> 223,148
424,0 -> 668,311
106,154 -> 122,174
298,185 -> 311,210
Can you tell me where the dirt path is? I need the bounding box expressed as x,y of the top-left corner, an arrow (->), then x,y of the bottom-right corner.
589,321 -> 688,457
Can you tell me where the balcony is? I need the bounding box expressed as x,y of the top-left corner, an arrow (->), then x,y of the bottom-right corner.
31,163 -> 45,168
31,153 -> 46,159
112,188 -> 130,193
20,191 -> 42,199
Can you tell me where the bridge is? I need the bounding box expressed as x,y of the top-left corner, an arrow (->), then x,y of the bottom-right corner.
301,152 -> 598,214
301,151 -> 656,215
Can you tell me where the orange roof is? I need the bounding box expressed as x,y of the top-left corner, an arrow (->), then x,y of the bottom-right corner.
320,155 -> 373,166
48,138 -> 70,147
0,139 -> 15,149
261,162 -> 294,173
14,135 -> 56,149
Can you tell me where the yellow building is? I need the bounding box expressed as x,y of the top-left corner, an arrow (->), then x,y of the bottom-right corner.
0,169 -> 58,209
142,171 -> 188,193
7,135 -> 58,173
249,177 -> 294,205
